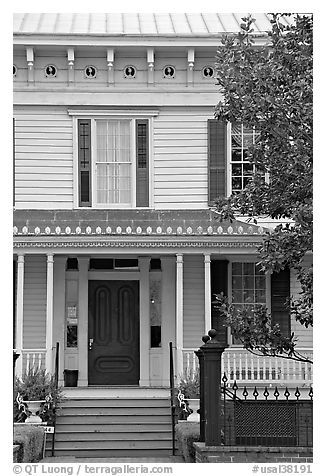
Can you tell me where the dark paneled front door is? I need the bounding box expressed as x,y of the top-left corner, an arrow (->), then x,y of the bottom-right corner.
88,280 -> 139,385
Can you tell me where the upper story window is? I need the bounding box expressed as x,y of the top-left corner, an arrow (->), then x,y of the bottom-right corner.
77,116 -> 150,208
230,124 -> 260,193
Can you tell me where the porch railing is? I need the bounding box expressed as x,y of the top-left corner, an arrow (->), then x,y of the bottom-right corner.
183,348 -> 313,386
16,349 -> 47,376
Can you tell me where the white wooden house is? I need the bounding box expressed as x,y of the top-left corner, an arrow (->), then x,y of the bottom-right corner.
13,13 -> 312,457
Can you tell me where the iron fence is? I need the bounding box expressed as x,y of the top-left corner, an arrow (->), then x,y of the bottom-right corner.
221,373 -> 313,447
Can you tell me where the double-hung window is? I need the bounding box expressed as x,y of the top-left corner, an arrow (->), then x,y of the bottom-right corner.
96,120 -> 132,206
73,111 -> 154,208
229,124 -> 260,194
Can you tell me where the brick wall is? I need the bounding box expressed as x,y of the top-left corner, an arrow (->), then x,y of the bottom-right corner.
194,443 -> 313,463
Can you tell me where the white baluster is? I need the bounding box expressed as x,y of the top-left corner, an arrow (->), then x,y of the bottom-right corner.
269,356 -> 273,381
32,353 -> 36,369
286,359 -> 290,382
186,352 -> 190,375
221,353 -> 225,377
244,352 -> 248,381
280,357 -> 284,382
292,359 -> 296,381
192,353 -> 196,376
227,352 -> 231,380
262,356 -> 266,381
233,353 -> 236,381
239,353 -> 242,381
250,354 -> 254,381
38,353 -> 42,369
26,352 -> 30,373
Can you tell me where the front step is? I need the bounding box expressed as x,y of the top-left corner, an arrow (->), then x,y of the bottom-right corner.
47,394 -> 175,458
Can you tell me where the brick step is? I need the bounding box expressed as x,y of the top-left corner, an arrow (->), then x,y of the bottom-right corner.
55,423 -> 172,431
56,414 -> 171,424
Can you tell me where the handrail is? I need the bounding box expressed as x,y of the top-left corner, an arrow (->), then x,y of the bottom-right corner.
169,341 -> 176,456
51,342 -> 59,457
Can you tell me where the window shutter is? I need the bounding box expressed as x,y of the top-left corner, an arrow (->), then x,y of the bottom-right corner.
211,259 -> 229,344
208,119 -> 227,203
78,119 -> 92,207
136,119 -> 149,207
271,268 -> 291,337
13,118 -> 15,207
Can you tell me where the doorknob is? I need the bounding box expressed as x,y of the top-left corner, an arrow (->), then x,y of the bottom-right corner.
89,338 -> 94,350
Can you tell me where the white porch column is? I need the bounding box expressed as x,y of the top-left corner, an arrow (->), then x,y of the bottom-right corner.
161,256 -> 176,386
78,257 -> 89,386
16,254 -> 25,377
139,256 -> 151,387
46,254 -> 54,373
53,256 -> 66,385
204,254 -> 212,333
175,254 -> 184,379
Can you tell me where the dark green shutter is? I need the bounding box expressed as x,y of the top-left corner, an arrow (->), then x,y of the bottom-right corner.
136,119 -> 149,207
211,259 -> 229,344
13,260 -> 16,348
208,119 -> 227,203
13,118 -> 15,207
78,119 -> 92,207
271,268 -> 291,337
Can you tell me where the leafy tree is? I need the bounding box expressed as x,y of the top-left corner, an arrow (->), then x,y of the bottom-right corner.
213,14 -> 312,363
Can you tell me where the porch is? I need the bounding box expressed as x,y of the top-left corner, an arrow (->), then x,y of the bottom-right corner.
16,346 -> 313,389
13,209 -> 313,390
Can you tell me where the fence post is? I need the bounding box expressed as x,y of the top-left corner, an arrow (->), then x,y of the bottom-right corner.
199,328 -> 228,446
195,343 -> 206,442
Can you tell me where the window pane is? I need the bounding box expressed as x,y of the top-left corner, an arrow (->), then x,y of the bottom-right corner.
231,149 -> 242,162
244,275 -> 254,289
232,276 -> 243,289
243,263 -> 254,275
232,177 -> 242,190
232,262 -> 242,275
232,289 -> 243,303
255,289 -> 266,303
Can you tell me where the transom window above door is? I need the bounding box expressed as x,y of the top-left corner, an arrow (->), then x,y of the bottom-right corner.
76,114 -> 152,208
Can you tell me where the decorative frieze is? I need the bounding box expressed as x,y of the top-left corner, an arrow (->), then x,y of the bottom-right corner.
12,223 -> 265,237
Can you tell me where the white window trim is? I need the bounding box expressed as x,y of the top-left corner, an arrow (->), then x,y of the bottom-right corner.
227,122 -> 262,197
227,258 -> 271,347
71,111 -> 156,209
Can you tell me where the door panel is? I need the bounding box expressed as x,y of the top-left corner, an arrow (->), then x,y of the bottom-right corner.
88,280 -> 139,385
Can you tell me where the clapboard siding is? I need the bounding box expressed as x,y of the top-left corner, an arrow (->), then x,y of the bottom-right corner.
14,107 -> 74,209
153,108 -> 210,209
290,259 -> 313,348
183,255 -> 205,348
23,255 -> 47,348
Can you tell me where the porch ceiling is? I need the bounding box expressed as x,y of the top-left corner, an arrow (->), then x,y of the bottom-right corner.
13,209 -> 266,250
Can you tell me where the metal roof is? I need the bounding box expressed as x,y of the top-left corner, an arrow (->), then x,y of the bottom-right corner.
13,13 -> 291,37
